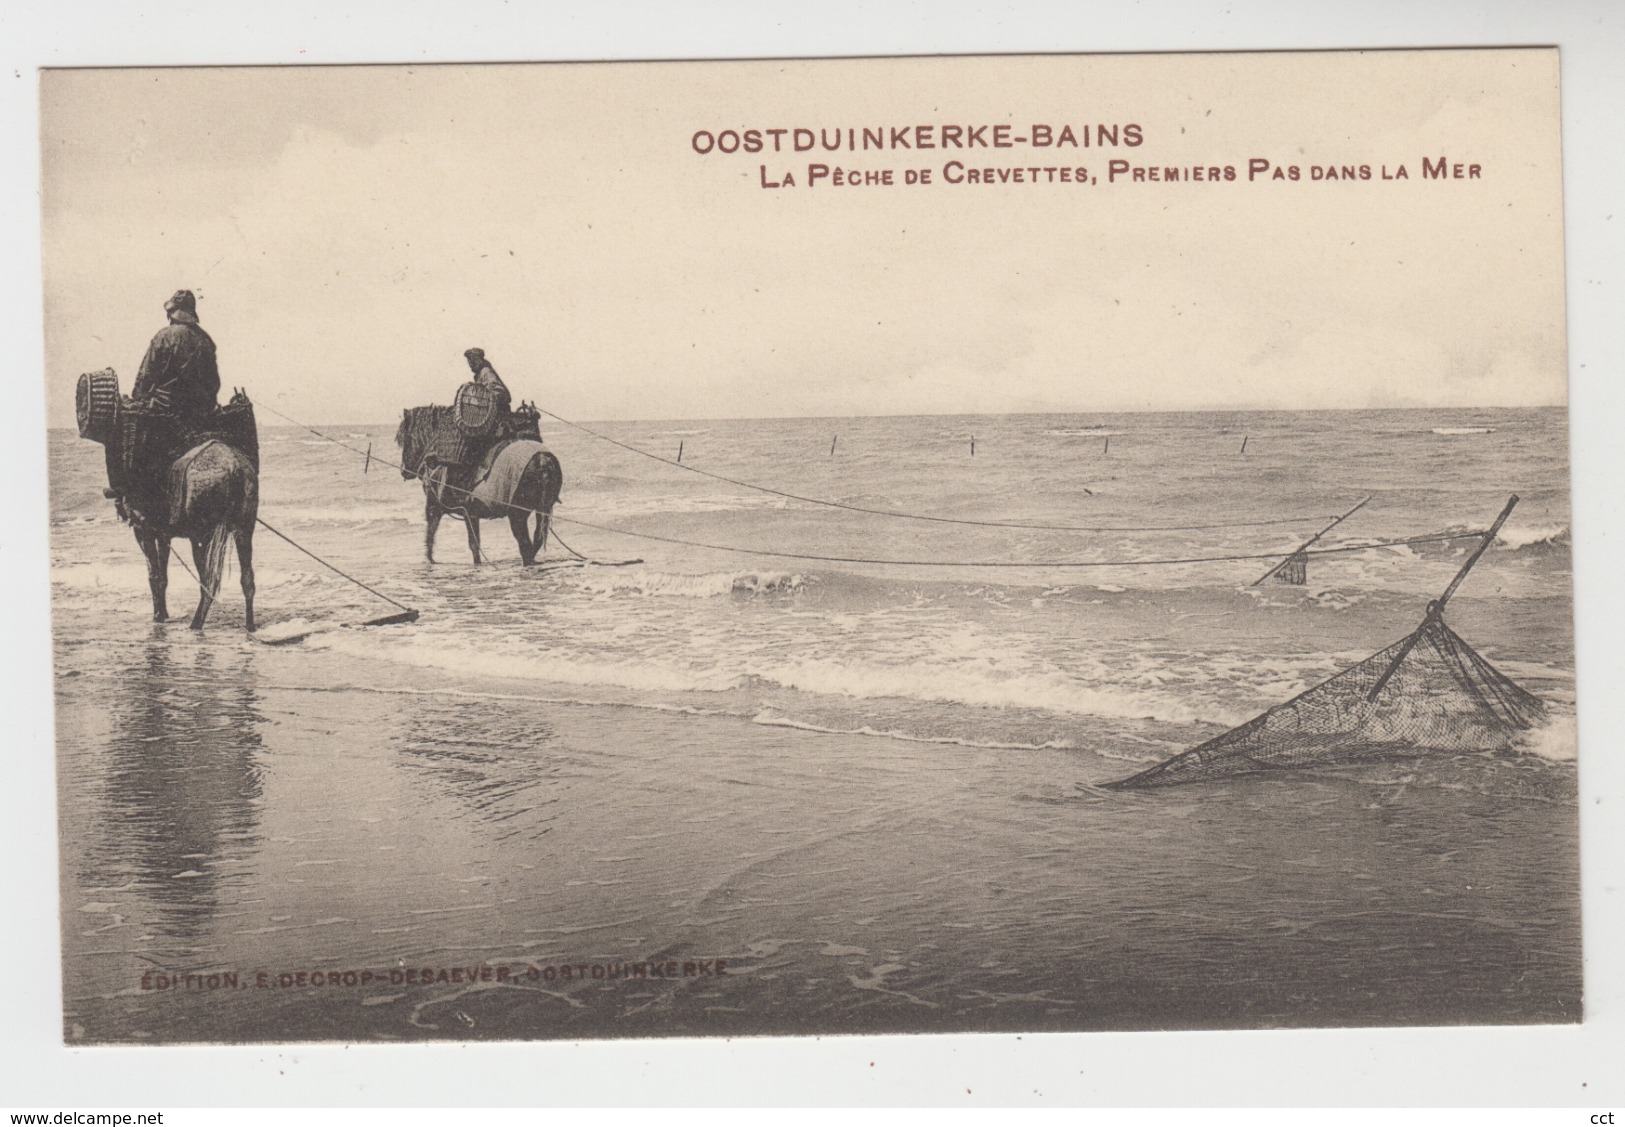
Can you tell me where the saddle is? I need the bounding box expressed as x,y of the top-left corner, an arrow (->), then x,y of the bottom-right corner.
435,438 -> 515,510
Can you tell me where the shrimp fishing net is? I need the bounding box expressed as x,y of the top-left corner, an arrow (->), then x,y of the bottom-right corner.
1260,548 -> 1309,585
1109,495 -> 1545,788
1251,495 -> 1369,588
1107,615 -> 1545,788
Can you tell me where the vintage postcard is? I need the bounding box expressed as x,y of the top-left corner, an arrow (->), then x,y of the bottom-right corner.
41,50 -> 1577,1045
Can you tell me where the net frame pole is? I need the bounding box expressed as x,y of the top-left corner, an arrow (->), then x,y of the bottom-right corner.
1434,493 -> 1521,611
1366,493 -> 1519,702
1251,495 -> 1372,586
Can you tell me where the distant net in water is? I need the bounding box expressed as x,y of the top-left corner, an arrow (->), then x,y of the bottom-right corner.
1260,548 -> 1308,585
1111,494 -> 1546,788
1251,495 -> 1369,588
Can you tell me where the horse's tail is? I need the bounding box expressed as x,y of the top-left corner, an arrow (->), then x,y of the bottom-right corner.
511,450 -> 562,550
200,522 -> 236,599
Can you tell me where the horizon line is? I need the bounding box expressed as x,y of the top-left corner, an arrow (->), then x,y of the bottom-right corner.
43,401 -> 1569,432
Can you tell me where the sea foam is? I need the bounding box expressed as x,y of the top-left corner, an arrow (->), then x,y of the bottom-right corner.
1495,524 -> 1570,551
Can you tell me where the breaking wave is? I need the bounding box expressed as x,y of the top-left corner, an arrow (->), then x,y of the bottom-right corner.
1495,523 -> 1570,551
1519,712 -> 1577,762
568,569 -> 804,598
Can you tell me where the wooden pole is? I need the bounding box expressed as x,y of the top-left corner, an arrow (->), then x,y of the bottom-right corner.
1251,495 -> 1371,586
970,436 -> 976,456
1240,436 -> 1248,454
677,440 -> 684,464
1366,494 -> 1519,702
1434,494 -> 1520,611
364,442 -> 372,474
1104,436 -> 1110,455
830,435 -> 837,456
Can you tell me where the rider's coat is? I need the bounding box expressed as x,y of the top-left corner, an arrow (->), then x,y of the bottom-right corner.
132,311 -> 220,419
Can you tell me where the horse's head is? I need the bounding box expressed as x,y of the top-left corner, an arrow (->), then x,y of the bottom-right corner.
395,408 -> 420,479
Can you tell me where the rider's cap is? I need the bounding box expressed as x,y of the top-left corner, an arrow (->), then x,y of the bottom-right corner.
164,290 -> 197,315
464,347 -> 485,361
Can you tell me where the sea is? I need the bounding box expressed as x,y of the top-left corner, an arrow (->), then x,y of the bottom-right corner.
46,406 -> 1580,1042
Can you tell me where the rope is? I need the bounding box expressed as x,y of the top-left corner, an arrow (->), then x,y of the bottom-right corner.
530,405 -> 1341,533
254,516 -> 414,611
542,518 -> 1487,569
544,526 -> 591,561
257,403 -> 1489,571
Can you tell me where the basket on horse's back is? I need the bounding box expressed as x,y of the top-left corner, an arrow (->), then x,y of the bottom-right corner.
76,369 -> 122,444
198,396 -> 260,469
455,381 -> 500,436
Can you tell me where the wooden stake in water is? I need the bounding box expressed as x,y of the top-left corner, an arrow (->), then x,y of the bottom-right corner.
677,440 -> 684,464
1104,436 -> 1110,455
970,436 -> 976,457
1240,436 -> 1249,454
830,435 -> 838,456
364,442 -> 372,473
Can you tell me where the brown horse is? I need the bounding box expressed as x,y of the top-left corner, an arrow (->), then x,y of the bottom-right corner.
121,441 -> 259,631
395,409 -> 563,565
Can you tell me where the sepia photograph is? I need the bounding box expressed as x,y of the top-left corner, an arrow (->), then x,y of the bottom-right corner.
36,47 -> 1583,1049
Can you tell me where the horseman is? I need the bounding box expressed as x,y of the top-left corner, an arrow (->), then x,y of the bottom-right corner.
463,348 -> 512,427
461,347 -> 543,443
108,289 -> 223,513
135,290 -> 220,420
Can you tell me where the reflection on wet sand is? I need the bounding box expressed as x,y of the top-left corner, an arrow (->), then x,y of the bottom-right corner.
82,637 -> 265,947
397,694 -> 562,841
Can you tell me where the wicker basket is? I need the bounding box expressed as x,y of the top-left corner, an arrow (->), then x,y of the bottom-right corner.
454,381 -> 500,436
75,369 -> 122,444
117,403 -> 183,484
193,398 -> 260,469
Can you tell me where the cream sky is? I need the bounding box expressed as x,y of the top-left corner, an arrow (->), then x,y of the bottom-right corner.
39,51 -> 1566,426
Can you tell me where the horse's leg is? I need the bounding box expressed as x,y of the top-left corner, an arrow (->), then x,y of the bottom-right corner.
537,509 -> 551,558
510,512 -> 535,565
138,530 -> 170,622
466,516 -> 483,565
424,484 -> 442,564
237,523 -> 256,633
190,535 -> 216,631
